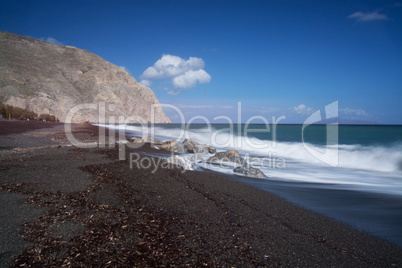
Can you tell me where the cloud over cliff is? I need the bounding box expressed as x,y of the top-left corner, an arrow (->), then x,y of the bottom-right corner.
140,54 -> 211,92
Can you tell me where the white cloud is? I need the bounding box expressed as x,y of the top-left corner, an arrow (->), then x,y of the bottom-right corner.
140,54 -> 211,92
293,104 -> 314,114
348,11 -> 388,22
172,69 -> 211,88
141,55 -> 205,79
39,37 -> 64,45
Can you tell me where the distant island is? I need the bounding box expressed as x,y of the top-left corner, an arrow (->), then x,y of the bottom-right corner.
313,118 -> 381,125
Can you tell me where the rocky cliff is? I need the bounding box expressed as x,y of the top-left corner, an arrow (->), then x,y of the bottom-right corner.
0,31 -> 171,123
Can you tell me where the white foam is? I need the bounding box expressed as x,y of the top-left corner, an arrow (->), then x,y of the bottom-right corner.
98,124 -> 402,172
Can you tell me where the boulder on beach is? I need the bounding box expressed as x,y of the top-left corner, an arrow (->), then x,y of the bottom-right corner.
130,137 -> 142,143
204,144 -> 216,154
233,166 -> 267,178
162,140 -> 185,153
141,135 -> 163,145
207,150 -> 244,164
183,139 -> 216,154
227,149 -> 240,156
183,139 -> 200,153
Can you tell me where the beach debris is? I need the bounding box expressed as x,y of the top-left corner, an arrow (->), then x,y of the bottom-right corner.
207,150 -> 244,165
183,139 -> 216,154
233,166 -> 267,178
161,140 -> 186,153
166,155 -> 197,170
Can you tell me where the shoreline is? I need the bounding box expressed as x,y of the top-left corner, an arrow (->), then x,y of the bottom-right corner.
0,121 -> 401,266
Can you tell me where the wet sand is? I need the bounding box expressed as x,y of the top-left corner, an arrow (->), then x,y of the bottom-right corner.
0,121 -> 401,266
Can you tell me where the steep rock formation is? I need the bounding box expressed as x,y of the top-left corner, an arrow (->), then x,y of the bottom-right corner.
0,31 -> 171,123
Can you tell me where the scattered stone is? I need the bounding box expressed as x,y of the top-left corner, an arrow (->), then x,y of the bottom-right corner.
141,135 -> 163,145
227,149 -> 240,156
130,137 -> 143,143
183,139 -> 201,153
183,139 -> 216,154
233,166 -> 267,178
207,151 -> 244,164
162,140 -> 185,153
205,145 -> 216,154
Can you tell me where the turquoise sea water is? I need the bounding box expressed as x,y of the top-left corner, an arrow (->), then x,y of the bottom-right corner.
154,123 -> 402,146
103,123 -> 402,247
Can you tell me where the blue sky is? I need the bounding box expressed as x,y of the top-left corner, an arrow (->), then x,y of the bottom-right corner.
1,0 -> 401,123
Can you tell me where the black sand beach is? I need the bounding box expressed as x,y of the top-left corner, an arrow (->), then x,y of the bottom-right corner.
0,121 -> 401,267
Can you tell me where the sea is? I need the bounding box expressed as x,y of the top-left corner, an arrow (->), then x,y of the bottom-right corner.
103,123 -> 402,247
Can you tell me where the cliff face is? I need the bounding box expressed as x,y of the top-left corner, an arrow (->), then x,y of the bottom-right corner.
0,31 -> 171,123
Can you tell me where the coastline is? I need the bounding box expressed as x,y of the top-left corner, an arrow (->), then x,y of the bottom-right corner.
0,121 -> 401,266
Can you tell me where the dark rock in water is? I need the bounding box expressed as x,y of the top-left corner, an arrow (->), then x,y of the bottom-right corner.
207,151 -> 244,164
130,137 -> 143,143
183,139 -> 216,154
227,149 -> 240,156
141,135 -> 163,145
183,139 -> 201,153
205,144 -> 216,154
162,140 -> 185,153
196,144 -> 216,154
233,166 -> 267,178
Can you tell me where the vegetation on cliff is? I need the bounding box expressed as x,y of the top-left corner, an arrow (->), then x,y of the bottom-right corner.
0,101 -> 59,122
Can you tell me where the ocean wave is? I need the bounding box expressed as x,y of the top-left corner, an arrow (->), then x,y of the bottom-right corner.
99,124 -> 402,173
